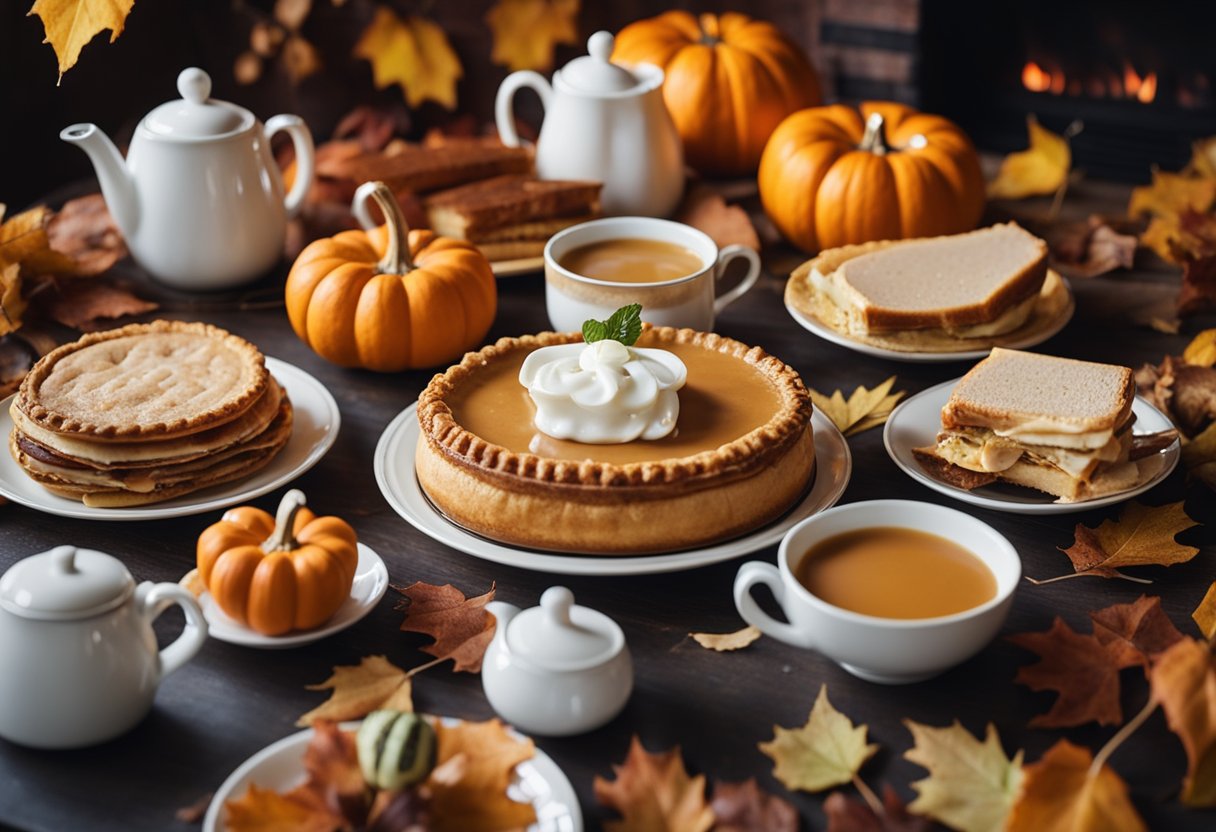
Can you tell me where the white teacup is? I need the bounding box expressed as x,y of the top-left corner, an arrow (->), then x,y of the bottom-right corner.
733,500 -> 1021,684
544,217 -> 761,332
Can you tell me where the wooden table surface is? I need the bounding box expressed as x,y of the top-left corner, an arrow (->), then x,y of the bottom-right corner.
1,179 -> 1213,832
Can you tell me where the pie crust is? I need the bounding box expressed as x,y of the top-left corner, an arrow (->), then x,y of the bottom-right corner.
415,327 -> 815,554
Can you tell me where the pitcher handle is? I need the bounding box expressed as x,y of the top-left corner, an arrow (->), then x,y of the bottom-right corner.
140,583 -> 208,681
733,561 -> 814,649
495,71 -> 553,148
713,245 -> 762,315
266,114 -> 315,219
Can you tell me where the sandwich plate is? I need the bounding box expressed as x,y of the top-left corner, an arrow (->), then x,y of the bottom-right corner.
0,357 -> 340,521
884,378 -> 1180,514
491,256 -> 545,277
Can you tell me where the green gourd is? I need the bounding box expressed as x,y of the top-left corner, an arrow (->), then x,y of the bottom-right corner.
356,710 -> 438,791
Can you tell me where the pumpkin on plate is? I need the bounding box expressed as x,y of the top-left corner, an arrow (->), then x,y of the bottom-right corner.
285,180 -> 496,371
197,489 -> 358,636
612,10 -> 820,176
758,102 -> 986,254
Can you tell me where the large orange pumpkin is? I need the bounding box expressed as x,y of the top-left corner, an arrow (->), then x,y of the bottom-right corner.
285,181 -> 496,371
758,102 -> 986,253
613,11 -> 821,176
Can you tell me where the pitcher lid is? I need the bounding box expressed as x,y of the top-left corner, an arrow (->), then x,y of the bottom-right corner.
142,68 -> 252,139
505,587 -> 624,671
0,545 -> 134,620
558,31 -> 641,94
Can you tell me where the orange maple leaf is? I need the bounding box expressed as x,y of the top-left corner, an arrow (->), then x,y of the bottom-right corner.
222,783 -> 344,832
1047,500 -> 1201,583
1005,739 -> 1146,832
298,654 -> 414,726
428,718 -> 537,832
594,735 -> 715,832
354,7 -> 462,109
486,0 -> 580,73
1089,594 -> 1185,671
396,581 -> 496,673
1149,638 -> 1216,807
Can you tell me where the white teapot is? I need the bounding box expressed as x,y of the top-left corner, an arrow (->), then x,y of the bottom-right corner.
496,31 -> 684,218
0,545 -> 207,749
483,586 -> 632,736
61,67 -> 316,290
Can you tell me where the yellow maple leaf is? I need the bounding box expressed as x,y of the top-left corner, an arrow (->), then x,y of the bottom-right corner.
1184,329 -> 1216,367
1193,582 -> 1216,642
429,719 -> 538,832
903,720 -> 1024,832
486,0 -> 580,73
690,625 -> 761,652
759,684 -> 878,792
28,0 -> 135,80
809,376 -> 904,437
1088,501 -> 1201,570
1005,739 -> 1146,832
1128,170 -> 1216,219
987,116 -> 1071,200
0,263 -> 25,338
223,783 -> 340,832
354,6 -> 462,110
297,655 -> 413,726
593,735 -> 715,832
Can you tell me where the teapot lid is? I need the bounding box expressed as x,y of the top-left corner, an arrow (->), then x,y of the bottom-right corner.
0,546 -> 134,620
505,587 -> 624,671
558,31 -> 640,94
142,68 -> 252,139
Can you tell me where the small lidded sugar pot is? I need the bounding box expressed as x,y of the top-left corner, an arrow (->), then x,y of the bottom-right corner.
0,545 -> 208,749
483,586 -> 632,736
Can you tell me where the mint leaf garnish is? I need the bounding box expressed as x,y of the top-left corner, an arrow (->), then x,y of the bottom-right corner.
582,303 -> 642,346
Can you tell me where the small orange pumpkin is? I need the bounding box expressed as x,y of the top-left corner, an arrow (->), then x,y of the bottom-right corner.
285,181 -> 496,371
758,102 -> 986,254
196,489 -> 358,636
613,10 -> 821,176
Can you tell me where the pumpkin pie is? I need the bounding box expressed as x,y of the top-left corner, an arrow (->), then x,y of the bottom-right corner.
415,326 -> 815,554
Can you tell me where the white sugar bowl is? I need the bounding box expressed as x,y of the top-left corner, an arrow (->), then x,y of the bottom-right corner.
0,545 -> 208,749
483,586 -> 632,736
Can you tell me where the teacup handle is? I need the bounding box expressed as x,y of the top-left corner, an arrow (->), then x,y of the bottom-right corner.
713,245 -> 762,315
733,561 -> 815,649
496,71 -> 553,148
139,582 -> 208,681
266,114 -> 316,219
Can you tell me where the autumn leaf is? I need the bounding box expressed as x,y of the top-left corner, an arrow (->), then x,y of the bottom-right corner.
1182,422 -> 1216,491
987,116 -> 1072,200
396,581 -> 496,673
1194,582 -> 1216,642
486,0 -> 580,73
0,205 -> 78,276
823,785 -> 929,832
355,7 -> 462,110
1050,221 -> 1136,279
1041,500 -> 1201,583
223,783 -> 341,832
675,185 -> 762,252
759,685 -> 878,792
903,720 -> 1023,832
289,720 -> 366,820
690,625 -> 761,652
45,194 -> 126,276
0,264 -> 24,337
28,0 -> 135,80
1179,253 -> 1216,318
297,654 -> 414,726
594,735 -> 715,832
1089,594 -> 1185,670
1150,638 -> 1216,806
1005,740 -> 1146,832
1185,330 -> 1216,367
810,377 -> 905,438
1129,170 -> 1216,220
1008,617 -> 1140,727
709,778 -> 798,832
40,280 -> 157,331
428,718 -> 537,832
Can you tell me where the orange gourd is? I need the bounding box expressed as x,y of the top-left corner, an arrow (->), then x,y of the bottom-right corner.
196,489 -> 359,636
758,102 -> 986,254
285,181 -> 496,371
612,10 -> 821,176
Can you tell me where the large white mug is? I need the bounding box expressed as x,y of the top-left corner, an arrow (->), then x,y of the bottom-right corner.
734,500 -> 1021,684
544,216 -> 761,332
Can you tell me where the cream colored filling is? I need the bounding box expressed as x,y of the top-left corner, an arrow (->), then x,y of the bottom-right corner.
936,427 -> 1131,480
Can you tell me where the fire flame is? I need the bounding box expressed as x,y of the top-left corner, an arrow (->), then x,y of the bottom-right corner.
1022,61 -> 1051,92
1021,60 -> 1157,104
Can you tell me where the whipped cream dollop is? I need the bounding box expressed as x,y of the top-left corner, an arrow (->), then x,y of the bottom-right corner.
519,340 -> 687,443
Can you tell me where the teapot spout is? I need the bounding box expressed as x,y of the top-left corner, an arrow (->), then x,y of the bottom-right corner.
60,124 -> 138,237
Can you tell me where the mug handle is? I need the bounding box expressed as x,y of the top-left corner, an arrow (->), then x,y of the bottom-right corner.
733,561 -> 815,649
139,582 -> 208,681
266,114 -> 316,219
495,71 -> 553,148
713,245 -> 762,315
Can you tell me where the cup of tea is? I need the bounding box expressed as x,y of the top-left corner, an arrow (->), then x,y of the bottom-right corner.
544,216 -> 762,332
733,500 -> 1020,684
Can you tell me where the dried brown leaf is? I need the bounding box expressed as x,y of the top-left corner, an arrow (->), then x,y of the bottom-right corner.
1193,582 -> 1216,642
1180,253 -> 1216,318
823,785 -> 929,832
298,654 -> 414,726
1149,638 -> 1216,806
1089,595 -> 1185,670
675,186 -> 761,252
710,778 -> 797,832
1005,739 -> 1146,832
594,736 -> 715,832
690,625 -> 761,652
396,581 -> 496,673
46,194 -> 127,276
41,280 -> 156,331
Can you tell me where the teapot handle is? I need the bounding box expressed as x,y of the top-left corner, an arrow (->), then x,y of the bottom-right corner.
496,71 -> 553,148
266,114 -> 316,219
140,583 -> 208,681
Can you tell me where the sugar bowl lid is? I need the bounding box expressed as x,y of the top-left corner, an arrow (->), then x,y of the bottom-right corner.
142,68 -> 252,138
505,587 -> 625,671
558,31 -> 640,94
0,545 -> 135,620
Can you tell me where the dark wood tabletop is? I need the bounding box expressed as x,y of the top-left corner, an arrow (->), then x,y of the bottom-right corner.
1,179 -> 1213,832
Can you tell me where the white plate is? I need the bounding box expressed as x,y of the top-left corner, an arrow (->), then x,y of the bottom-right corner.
491,256 -> 545,277
374,404 -> 851,575
191,543 -> 388,649
884,378 -> 1180,514
203,719 -> 582,832
0,357 -> 340,520
784,286 -> 1075,363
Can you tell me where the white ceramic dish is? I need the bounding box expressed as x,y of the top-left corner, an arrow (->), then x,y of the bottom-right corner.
374,403 -> 852,575
188,542 -> 388,649
0,357 -> 339,520
884,378 -> 1180,514
203,718 -> 582,832
784,284 -> 1075,363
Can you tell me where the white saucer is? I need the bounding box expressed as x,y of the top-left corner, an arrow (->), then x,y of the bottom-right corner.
203,718 -> 582,832
884,378 -> 1180,514
190,543 -> 388,649
0,357 -> 340,520
374,404 -> 852,575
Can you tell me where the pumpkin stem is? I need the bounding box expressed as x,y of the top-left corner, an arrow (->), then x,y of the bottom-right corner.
697,12 -> 721,45
263,488 -> 307,553
859,112 -> 889,156
354,180 -> 414,275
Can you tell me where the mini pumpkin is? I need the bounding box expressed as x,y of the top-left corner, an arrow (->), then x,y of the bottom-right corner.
758,102 -> 986,254
612,10 -> 821,176
285,181 -> 497,371
196,489 -> 358,636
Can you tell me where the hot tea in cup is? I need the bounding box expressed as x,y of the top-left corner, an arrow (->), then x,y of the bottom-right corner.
558,238 -> 705,284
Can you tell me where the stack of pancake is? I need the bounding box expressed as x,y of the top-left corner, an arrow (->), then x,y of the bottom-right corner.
9,321 -> 292,507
